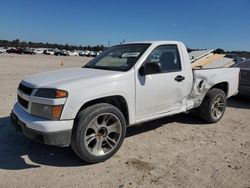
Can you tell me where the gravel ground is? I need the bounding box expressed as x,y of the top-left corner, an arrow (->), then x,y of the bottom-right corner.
0,54 -> 249,188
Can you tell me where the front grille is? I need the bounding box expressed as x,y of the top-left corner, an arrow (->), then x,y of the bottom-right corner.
18,83 -> 34,95
18,95 -> 29,109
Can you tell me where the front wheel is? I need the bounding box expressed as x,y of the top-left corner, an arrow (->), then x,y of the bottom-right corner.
197,88 -> 227,123
71,103 -> 126,163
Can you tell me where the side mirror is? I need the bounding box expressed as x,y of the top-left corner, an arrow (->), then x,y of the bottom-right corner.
139,62 -> 162,76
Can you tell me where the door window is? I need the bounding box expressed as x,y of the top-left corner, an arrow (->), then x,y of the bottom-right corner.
146,45 -> 181,72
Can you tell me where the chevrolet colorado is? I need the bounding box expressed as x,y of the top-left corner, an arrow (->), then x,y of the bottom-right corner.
11,41 -> 239,163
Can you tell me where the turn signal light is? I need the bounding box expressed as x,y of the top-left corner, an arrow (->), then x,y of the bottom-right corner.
56,90 -> 68,98
52,105 -> 64,119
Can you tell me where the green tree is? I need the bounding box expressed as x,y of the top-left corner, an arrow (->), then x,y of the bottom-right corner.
13,38 -> 20,47
214,48 -> 225,54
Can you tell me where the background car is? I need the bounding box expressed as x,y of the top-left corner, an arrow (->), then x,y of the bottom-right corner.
54,50 -> 70,56
69,51 -> 78,56
79,50 -> 90,56
96,51 -> 102,56
6,48 -> 23,54
225,54 -> 242,64
34,49 -> 44,54
234,59 -> 250,97
0,48 -> 6,53
43,49 -> 55,55
22,48 -> 35,55
78,51 -> 85,56
89,51 -> 97,57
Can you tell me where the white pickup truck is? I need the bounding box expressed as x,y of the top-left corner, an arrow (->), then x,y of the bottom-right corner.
11,41 -> 239,163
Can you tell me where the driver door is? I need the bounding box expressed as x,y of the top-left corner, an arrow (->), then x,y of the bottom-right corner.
135,45 -> 187,121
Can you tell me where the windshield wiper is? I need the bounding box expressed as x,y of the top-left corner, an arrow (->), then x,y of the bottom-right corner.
83,64 -> 93,68
83,65 -> 110,70
83,65 -> 124,72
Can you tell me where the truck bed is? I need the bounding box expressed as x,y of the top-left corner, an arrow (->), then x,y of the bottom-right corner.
191,53 -> 235,69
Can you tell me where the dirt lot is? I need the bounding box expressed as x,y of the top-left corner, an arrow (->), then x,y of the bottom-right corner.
0,54 -> 249,188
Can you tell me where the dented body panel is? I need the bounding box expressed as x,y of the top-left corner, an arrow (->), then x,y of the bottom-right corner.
188,68 -> 239,109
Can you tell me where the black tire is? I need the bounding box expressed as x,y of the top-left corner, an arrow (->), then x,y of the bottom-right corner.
197,88 -> 227,123
71,103 -> 126,163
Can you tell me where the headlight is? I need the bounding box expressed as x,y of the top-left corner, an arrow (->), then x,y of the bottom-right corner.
34,89 -> 68,98
31,103 -> 64,120
31,88 -> 68,120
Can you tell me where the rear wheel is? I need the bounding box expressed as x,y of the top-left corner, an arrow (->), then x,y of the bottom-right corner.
71,103 -> 126,163
197,88 -> 227,123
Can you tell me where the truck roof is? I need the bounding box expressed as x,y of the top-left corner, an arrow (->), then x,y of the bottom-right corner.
123,41 -> 182,45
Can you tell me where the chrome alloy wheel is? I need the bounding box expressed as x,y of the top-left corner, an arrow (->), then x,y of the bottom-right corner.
211,94 -> 225,120
84,113 -> 122,156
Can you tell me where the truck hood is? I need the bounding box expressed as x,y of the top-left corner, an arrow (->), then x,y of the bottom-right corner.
21,67 -> 123,88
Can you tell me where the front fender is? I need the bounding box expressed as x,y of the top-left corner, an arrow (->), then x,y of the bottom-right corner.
60,78 -> 135,124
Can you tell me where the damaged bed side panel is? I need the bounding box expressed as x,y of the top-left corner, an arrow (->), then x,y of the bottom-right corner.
187,68 -> 239,109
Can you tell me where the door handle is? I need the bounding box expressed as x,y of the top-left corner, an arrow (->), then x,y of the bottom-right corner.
175,75 -> 185,82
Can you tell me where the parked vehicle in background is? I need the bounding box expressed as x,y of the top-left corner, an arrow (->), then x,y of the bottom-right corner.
96,51 -> 102,56
22,48 -> 35,55
90,51 -> 97,57
225,54 -> 242,64
69,51 -> 79,56
54,51 -> 60,56
0,48 -> 6,53
85,50 -> 90,56
78,51 -> 85,56
234,59 -> 250,97
11,41 -> 239,163
43,49 -> 55,55
54,50 -> 70,56
79,50 -> 90,57
63,50 -> 70,56
34,49 -> 44,54
6,48 -> 23,54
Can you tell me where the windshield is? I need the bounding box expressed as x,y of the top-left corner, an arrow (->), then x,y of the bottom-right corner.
83,43 -> 150,71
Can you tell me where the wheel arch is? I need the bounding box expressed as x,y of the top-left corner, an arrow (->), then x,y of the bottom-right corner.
209,82 -> 229,96
76,95 -> 130,125
192,81 -> 229,109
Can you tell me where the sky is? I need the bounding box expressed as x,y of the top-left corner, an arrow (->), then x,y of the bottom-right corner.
0,0 -> 250,51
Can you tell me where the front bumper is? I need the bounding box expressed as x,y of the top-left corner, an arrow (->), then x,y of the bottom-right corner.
11,103 -> 74,146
